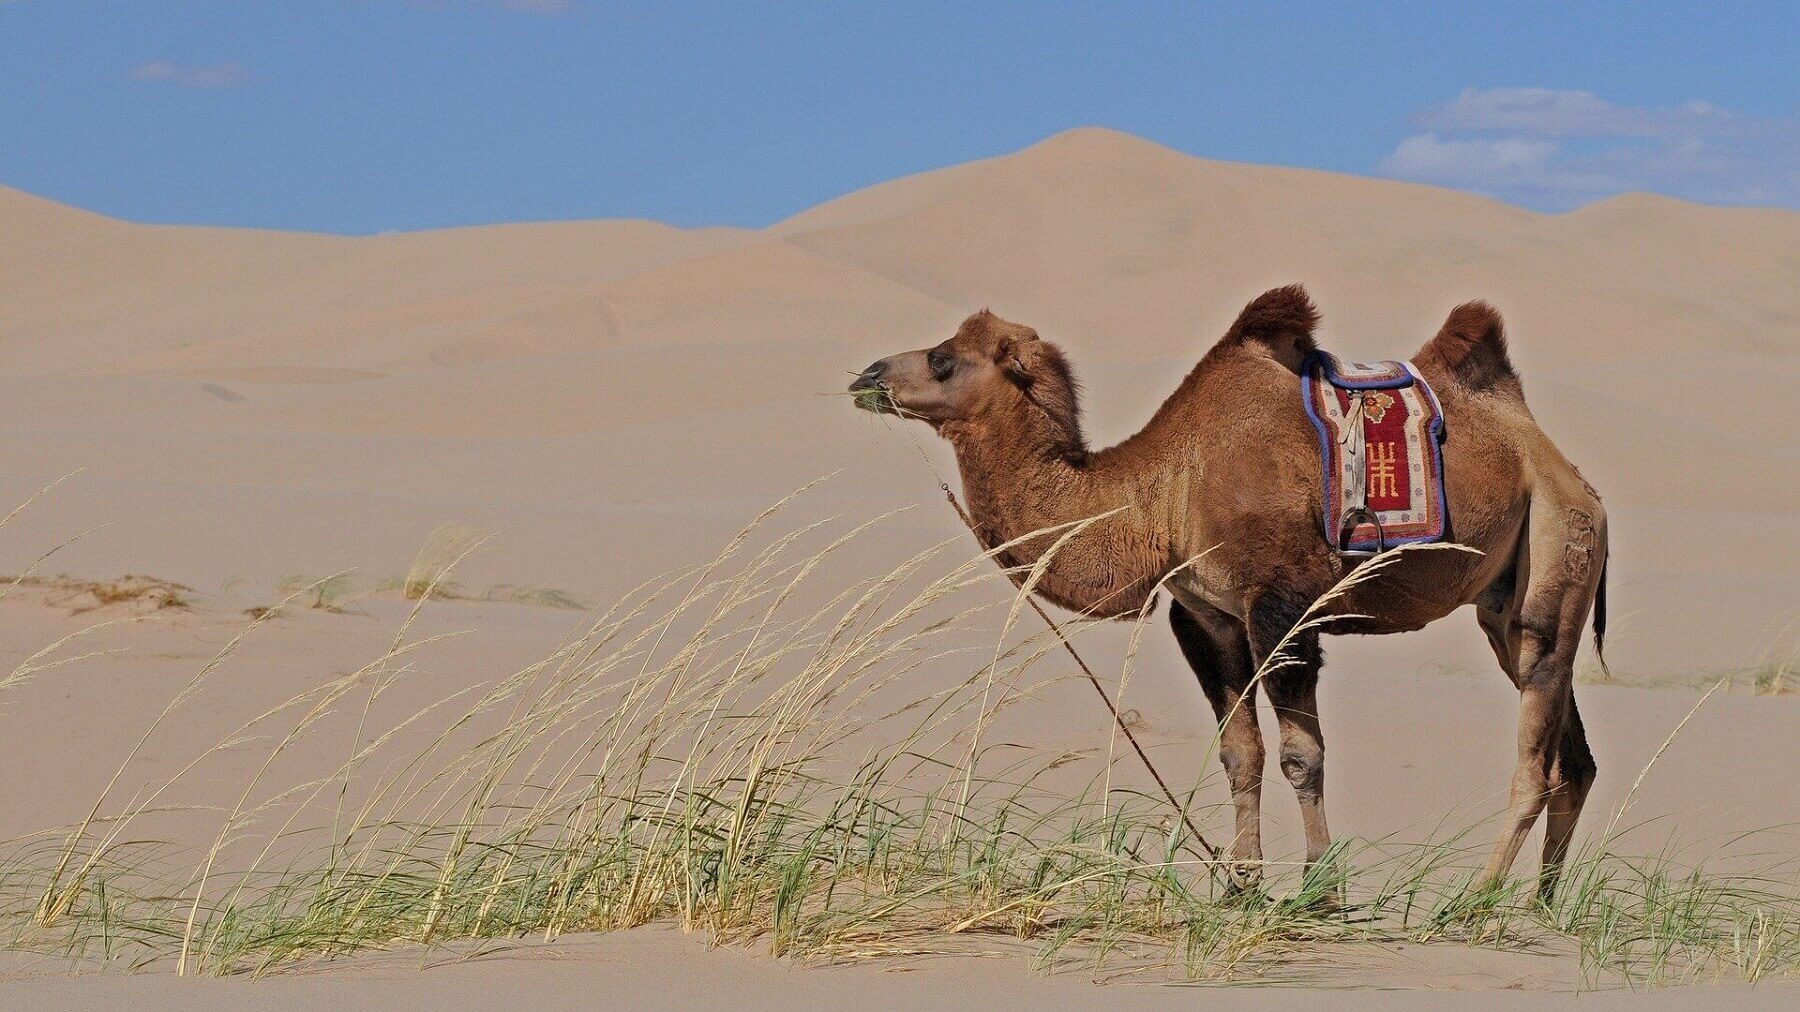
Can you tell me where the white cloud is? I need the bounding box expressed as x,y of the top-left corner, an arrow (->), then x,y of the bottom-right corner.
1414,87 -> 1740,140
128,60 -> 249,90
1380,88 -> 1800,209
1381,134 -> 1630,198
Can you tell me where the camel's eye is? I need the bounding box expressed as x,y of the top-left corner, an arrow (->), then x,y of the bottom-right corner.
928,349 -> 956,382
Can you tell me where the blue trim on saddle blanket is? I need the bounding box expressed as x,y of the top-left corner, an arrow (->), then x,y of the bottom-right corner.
1300,352 -> 1450,554
1316,353 -> 1415,390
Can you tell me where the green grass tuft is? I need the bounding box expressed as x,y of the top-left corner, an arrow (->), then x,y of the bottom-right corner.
0,491 -> 1794,987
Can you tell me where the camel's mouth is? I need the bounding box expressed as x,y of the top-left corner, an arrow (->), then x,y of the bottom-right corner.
849,378 -> 896,414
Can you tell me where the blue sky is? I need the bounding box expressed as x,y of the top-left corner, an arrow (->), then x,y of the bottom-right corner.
2,1 -> 1794,234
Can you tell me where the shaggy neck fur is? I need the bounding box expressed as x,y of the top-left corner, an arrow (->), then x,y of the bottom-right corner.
940,366 -> 1187,619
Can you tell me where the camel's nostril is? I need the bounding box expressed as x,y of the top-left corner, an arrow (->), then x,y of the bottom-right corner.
849,360 -> 895,413
849,361 -> 887,392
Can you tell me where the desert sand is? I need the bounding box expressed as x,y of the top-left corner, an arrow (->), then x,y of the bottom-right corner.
1,128 -> 1796,1004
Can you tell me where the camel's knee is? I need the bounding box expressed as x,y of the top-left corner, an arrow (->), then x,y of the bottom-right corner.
1513,626 -> 1567,691
1279,746 -> 1324,802
1510,756 -> 1553,803
1218,742 -> 1264,795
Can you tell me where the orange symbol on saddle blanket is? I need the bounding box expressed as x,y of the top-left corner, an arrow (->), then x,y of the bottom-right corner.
1368,441 -> 1400,499
1363,391 -> 1396,424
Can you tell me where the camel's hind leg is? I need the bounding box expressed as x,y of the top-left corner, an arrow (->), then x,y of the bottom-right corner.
1170,601 -> 1263,889
1538,697 -> 1596,895
1478,493 -> 1605,893
1479,603 -> 1596,897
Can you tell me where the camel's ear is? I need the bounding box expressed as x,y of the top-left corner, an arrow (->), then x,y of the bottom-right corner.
1219,284 -> 1319,371
995,332 -> 1085,458
995,331 -> 1045,386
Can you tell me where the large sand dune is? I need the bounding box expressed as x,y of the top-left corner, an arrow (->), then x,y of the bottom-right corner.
1,128 -> 1796,1000
3,127 -> 1794,676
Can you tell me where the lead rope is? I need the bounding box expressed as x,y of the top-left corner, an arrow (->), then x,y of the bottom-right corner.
932,478 -> 1222,866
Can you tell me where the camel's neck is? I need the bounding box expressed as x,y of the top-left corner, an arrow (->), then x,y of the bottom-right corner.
943,411 -> 1182,618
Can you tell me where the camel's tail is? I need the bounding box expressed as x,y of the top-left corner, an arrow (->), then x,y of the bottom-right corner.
1592,550 -> 1611,679
1413,301 -> 1527,402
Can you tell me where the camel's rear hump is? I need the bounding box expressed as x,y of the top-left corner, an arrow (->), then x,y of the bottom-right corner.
1414,302 -> 1526,401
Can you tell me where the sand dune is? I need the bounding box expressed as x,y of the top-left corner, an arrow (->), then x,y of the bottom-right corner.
2,127 -> 1793,676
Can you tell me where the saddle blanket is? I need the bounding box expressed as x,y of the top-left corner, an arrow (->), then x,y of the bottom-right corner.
1300,352 -> 1448,554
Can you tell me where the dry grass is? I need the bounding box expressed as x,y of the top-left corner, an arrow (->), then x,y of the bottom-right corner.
1744,657 -> 1796,697
0,574 -> 193,615
275,573 -> 358,613
0,488 -> 1794,987
403,523 -> 489,601
0,478 -> 189,615
267,521 -> 589,614
270,572 -> 591,613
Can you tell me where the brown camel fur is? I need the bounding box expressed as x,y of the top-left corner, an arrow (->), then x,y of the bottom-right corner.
849,285 -> 1608,896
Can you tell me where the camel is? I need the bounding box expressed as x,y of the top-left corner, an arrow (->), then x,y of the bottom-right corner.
848,285 -> 1608,896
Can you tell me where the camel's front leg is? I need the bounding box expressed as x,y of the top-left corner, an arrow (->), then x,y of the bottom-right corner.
1212,681 -> 1267,887
1266,676 -> 1330,865
1170,603 -> 1265,890
1246,590 -> 1334,894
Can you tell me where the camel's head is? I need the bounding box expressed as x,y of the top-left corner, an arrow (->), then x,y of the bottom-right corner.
849,310 -> 1084,451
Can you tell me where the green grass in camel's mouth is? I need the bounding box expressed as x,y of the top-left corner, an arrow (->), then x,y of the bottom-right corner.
854,386 -> 892,413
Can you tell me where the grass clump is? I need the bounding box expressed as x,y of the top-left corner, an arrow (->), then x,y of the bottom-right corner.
0,574 -> 193,614
1748,658 -> 1795,696
0,493 -> 1795,988
479,583 -> 590,610
276,573 -> 358,613
402,523 -> 487,601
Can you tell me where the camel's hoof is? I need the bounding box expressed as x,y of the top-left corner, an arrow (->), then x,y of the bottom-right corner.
1535,871 -> 1565,908
1220,862 -> 1265,902
1290,858 -> 1347,915
1290,886 -> 1344,916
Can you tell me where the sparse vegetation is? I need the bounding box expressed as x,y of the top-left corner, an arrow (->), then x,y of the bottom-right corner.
1748,658 -> 1795,696
403,522 -> 488,601
479,583 -> 590,610
270,572 -> 590,613
0,497 -> 1794,987
276,573 -> 357,613
1,574 -> 193,615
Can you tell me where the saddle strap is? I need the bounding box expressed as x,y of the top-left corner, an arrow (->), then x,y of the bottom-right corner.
1340,391 -> 1368,512
1335,391 -> 1387,554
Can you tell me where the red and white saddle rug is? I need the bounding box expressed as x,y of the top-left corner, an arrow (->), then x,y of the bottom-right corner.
1301,352 -> 1448,555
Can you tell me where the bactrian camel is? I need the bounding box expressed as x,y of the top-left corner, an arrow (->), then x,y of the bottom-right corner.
849,285 -> 1608,896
